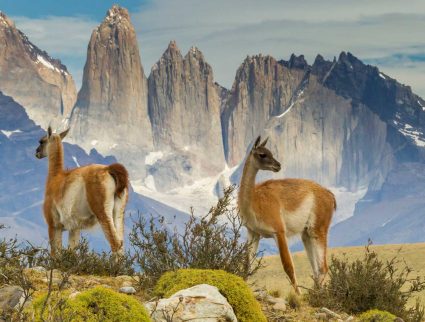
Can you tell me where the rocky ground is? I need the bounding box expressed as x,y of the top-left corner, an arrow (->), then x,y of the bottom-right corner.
0,266 -> 361,322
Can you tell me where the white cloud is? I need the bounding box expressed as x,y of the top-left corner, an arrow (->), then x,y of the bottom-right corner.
10,1 -> 425,97
131,0 -> 425,96
12,15 -> 97,89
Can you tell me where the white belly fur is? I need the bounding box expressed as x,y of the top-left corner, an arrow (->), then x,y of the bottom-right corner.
242,193 -> 316,239
282,193 -> 315,237
54,177 -> 96,230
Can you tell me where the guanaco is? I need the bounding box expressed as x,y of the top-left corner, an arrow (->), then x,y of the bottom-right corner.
35,126 -> 129,255
238,136 -> 336,293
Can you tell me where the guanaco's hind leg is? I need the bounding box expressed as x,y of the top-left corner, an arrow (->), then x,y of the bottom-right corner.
275,230 -> 300,294
247,228 -> 260,263
302,230 -> 328,285
112,189 -> 127,248
49,226 -> 63,256
87,186 -> 122,253
68,229 -> 80,249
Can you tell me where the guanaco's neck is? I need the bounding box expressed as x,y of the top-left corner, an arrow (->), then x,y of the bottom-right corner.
47,137 -> 64,178
238,154 -> 259,212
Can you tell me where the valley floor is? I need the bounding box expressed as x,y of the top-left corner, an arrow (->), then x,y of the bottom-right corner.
251,242 -> 425,307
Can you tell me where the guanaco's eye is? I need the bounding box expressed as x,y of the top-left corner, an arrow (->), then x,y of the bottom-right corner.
259,153 -> 266,158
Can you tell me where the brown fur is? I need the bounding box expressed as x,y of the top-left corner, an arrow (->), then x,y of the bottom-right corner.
39,131 -> 128,254
238,137 -> 336,293
108,163 -> 129,197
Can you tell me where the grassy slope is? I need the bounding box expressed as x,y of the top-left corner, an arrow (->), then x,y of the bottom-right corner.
250,243 -> 425,305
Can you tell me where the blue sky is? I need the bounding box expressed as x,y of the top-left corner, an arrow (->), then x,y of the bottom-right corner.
1,0 -> 425,97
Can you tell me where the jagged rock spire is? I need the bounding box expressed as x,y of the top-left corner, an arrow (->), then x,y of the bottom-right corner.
70,5 -> 152,158
0,10 -> 76,127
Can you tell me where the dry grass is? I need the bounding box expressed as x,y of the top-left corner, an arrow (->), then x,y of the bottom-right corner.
250,242 -> 425,306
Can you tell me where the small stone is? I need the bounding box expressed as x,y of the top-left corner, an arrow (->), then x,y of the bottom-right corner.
120,281 -> 133,287
119,286 -> 136,294
272,301 -> 287,312
0,286 -> 24,311
69,291 -> 81,299
30,266 -> 46,272
315,312 -> 328,321
320,307 -> 342,319
394,318 -> 405,322
266,295 -> 286,305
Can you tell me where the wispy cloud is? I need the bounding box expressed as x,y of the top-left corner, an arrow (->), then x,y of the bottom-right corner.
9,0 -> 425,97
12,15 -> 97,88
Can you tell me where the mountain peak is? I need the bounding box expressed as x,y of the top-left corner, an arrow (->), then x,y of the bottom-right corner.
185,46 -> 204,60
167,40 -> 180,52
105,5 -> 130,24
0,11 -> 15,28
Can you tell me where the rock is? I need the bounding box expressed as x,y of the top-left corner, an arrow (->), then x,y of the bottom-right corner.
0,12 -> 77,128
69,4 -> 152,177
320,307 -> 342,319
30,266 -> 46,272
145,284 -> 237,322
119,286 -> 136,295
314,312 -> 328,321
394,318 -> 405,322
69,291 -> 81,299
120,281 -> 133,288
345,316 -> 355,322
272,301 -> 287,312
0,286 -> 25,312
148,41 -> 225,191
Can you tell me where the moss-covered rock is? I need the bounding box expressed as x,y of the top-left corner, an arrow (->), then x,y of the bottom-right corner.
32,286 -> 150,322
154,269 -> 267,322
358,309 -> 397,322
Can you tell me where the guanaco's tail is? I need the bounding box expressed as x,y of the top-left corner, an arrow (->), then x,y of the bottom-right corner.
108,163 -> 129,197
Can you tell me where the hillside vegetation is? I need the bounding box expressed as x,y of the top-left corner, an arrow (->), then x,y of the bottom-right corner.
251,242 -> 425,305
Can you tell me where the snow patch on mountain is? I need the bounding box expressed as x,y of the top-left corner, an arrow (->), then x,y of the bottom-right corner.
398,123 -> 425,147
145,151 -> 164,166
132,165 -> 238,215
330,186 -> 368,224
1,129 -> 22,138
419,100 -> 425,111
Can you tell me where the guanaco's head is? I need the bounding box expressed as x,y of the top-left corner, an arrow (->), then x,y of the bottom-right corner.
250,136 -> 281,172
35,126 -> 69,159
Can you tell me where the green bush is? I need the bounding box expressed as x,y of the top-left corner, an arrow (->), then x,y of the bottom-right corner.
307,245 -> 425,322
129,186 -> 263,291
358,309 -> 397,322
154,268 -> 266,322
32,286 -> 151,322
33,238 -> 135,277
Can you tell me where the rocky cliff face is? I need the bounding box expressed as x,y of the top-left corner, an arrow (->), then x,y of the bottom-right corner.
0,11 -> 76,128
147,42 -> 225,190
69,5 -> 152,175
223,52 -> 425,193
221,54 -> 306,166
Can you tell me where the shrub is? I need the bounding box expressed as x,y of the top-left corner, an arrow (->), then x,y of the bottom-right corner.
0,225 -> 35,321
130,186 -> 262,290
154,268 -> 267,322
307,244 -> 425,322
32,286 -> 151,322
358,309 -> 397,322
32,238 -> 135,277
286,289 -> 302,310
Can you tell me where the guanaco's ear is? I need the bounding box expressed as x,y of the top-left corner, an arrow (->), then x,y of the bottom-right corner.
47,126 -> 52,138
253,136 -> 261,149
59,128 -> 70,140
260,137 -> 269,147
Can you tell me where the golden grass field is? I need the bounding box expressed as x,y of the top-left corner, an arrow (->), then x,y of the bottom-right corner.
250,243 -> 425,306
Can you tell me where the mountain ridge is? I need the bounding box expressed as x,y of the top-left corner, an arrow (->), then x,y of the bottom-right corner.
1,6 -> 425,247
